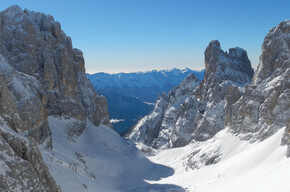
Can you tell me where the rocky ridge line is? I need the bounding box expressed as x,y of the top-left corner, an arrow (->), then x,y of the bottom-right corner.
128,40 -> 254,149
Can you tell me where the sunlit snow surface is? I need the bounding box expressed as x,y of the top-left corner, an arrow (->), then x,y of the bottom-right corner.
40,117 -> 289,192
142,128 -> 290,192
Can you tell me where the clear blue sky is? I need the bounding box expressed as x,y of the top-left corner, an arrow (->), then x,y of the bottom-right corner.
1,0 -> 290,73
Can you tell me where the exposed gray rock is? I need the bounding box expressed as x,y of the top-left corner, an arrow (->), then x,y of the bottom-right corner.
281,120 -> 290,157
0,5 -> 111,191
204,40 -> 253,84
0,121 -> 60,192
0,5 -> 110,127
128,41 -> 254,149
253,20 -> 290,85
0,55 -> 50,145
0,53 -> 59,192
128,74 -> 200,149
226,20 -> 290,142
286,121 -> 290,157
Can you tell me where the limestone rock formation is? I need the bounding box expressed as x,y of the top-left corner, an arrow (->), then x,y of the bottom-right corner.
128,74 -> 200,149
0,5 -> 110,129
0,5 -> 111,191
128,40 -> 254,149
0,55 -> 60,191
0,55 -> 50,144
226,20 -> 290,142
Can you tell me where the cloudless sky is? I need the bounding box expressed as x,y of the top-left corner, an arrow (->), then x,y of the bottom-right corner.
1,0 -> 290,73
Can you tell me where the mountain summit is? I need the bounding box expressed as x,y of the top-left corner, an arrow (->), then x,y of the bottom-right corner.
127,40 -> 254,149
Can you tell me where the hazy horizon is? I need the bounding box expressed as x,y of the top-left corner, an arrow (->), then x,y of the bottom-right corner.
86,66 -> 206,74
1,0 -> 289,74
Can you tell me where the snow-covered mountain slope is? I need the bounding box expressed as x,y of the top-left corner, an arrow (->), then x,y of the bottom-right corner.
87,68 -> 204,134
130,19 -> 290,192
87,68 -> 204,102
140,127 -> 290,192
40,117 -> 185,192
128,40 -> 254,149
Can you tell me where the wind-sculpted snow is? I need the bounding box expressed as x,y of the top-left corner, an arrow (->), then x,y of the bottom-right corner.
128,40 -> 254,149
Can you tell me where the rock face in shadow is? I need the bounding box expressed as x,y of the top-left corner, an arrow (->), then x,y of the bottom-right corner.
225,20 -> 290,142
0,122 -> 60,192
0,55 -> 60,191
128,40 -> 254,149
0,5 -> 111,191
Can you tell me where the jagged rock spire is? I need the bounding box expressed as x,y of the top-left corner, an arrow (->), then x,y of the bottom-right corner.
128,40 -> 254,149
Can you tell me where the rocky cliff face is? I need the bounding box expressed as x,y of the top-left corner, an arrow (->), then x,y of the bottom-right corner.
128,74 -> 200,149
128,40 -> 254,149
225,20 -> 290,142
0,6 -> 110,130
0,5 -> 111,191
0,54 -> 60,191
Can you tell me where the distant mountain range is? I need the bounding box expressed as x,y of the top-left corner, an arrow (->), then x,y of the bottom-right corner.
87,68 -> 205,133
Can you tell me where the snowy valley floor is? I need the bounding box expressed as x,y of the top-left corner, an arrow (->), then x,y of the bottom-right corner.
141,128 -> 290,192
40,117 -> 185,192
39,117 -> 289,192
